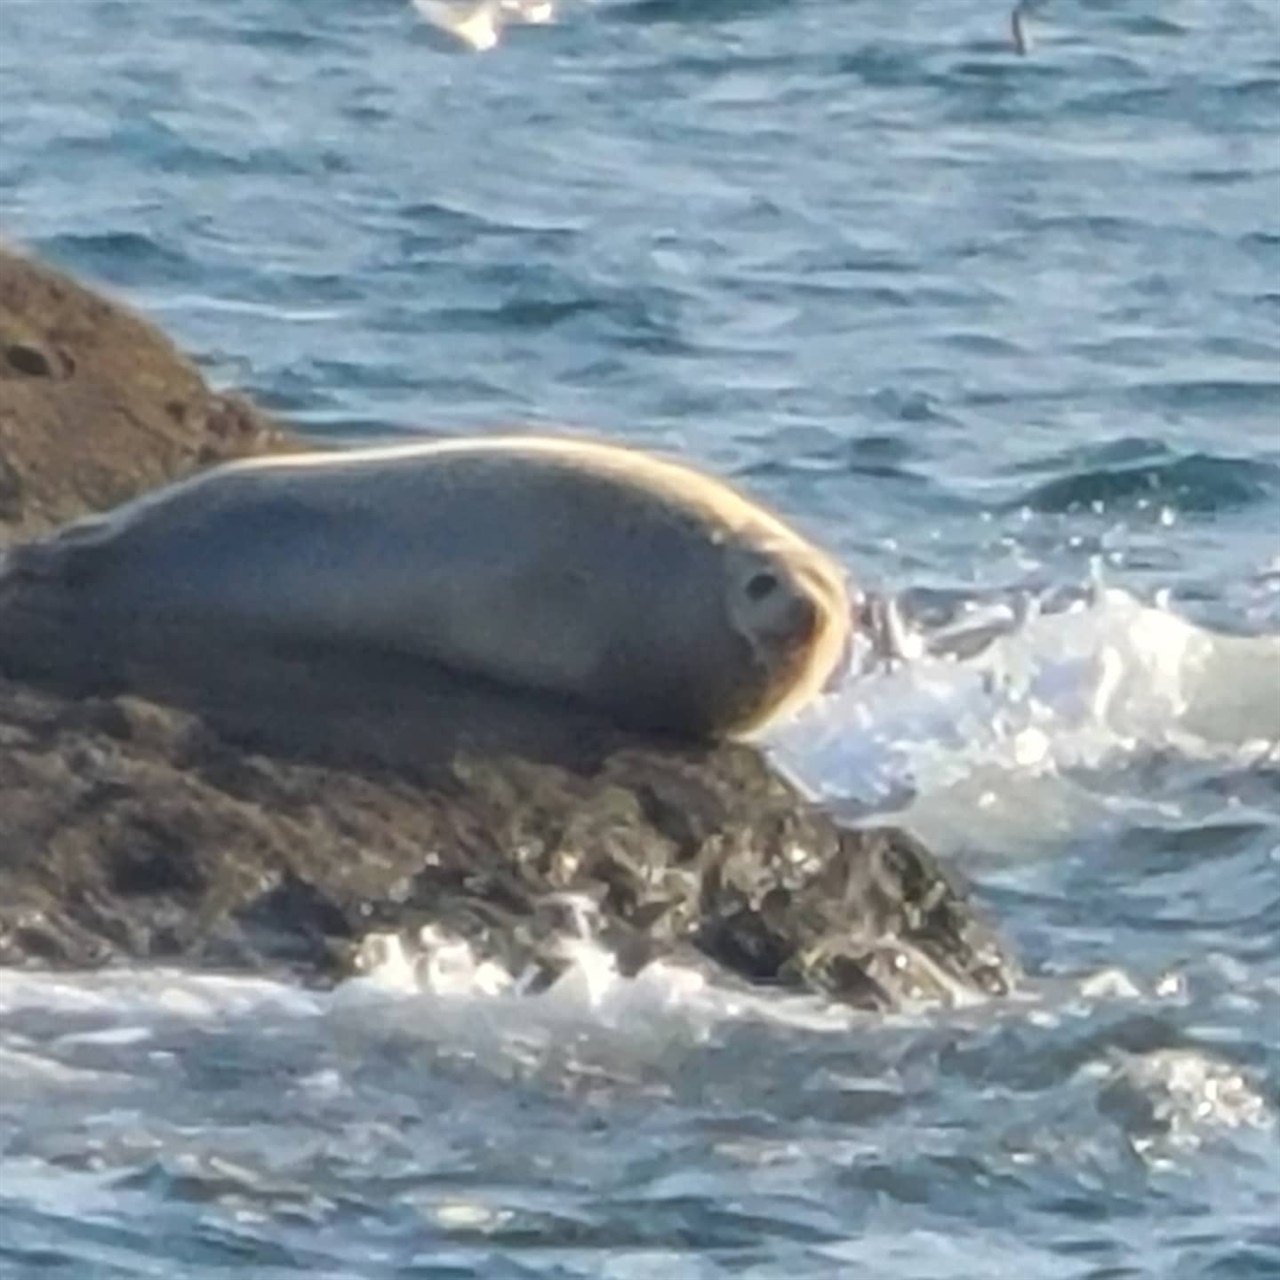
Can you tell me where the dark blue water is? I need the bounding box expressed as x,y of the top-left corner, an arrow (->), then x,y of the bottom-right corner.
2,0 -> 1278,1275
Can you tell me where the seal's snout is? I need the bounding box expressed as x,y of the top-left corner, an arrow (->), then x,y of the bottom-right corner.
780,588 -> 819,649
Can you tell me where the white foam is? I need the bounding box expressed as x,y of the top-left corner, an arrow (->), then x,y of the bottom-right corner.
1091,1047 -> 1276,1166
0,931 -> 1220,1107
336,927 -> 852,1049
0,932 -> 872,1102
0,968 -> 324,1022
766,586 -> 1280,850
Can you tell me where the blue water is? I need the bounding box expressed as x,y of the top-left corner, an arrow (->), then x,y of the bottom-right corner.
2,0 -> 1279,1275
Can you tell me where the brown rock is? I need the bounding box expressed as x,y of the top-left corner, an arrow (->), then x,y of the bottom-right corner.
0,242 -> 1018,1009
0,242 -> 295,541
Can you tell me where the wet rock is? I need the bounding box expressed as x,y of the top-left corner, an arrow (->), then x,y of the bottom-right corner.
0,242 -> 1018,1008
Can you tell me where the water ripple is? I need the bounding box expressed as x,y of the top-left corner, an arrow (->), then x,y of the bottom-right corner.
1014,450 -> 1279,516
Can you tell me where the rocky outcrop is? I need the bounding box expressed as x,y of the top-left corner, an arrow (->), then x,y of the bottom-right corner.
0,242 -> 1017,1008
0,245 -> 295,539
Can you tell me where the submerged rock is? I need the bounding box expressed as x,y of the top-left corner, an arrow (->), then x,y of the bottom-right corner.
0,242 -> 1017,1009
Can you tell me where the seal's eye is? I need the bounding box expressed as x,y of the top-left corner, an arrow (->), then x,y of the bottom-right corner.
744,570 -> 780,602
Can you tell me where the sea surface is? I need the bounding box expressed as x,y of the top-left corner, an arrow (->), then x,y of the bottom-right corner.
1,0 -> 1279,1275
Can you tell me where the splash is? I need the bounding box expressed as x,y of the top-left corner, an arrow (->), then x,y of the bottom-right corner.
768,586 -> 1280,836
1090,1048 -> 1275,1165
0,935 -> 854,1103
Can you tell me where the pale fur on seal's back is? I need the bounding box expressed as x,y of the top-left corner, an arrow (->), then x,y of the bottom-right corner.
7,434 -> 853,741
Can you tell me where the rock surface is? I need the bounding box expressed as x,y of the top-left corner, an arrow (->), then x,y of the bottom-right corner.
0,244 -> 295,540
0,242 -> 1018,1009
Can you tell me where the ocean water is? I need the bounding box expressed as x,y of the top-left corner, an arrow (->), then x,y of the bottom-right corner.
1,0 -> 1279,1274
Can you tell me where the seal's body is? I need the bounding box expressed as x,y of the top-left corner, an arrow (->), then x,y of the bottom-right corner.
5,435 -> 851,740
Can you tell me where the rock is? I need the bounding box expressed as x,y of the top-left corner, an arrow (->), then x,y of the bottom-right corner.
0,242 -> 1018,1009
0,241 -> 295,540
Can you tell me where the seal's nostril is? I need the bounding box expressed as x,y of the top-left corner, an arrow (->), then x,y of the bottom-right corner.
787,593 -> 818,643
745,570 -> 780,602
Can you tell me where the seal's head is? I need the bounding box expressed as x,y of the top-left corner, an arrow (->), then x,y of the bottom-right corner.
718,533 -> 851,736
512,438 -> 857,742
580,507 -> 850,741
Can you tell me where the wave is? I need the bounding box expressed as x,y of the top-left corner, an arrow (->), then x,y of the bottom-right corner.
767,585 -> 1280,835
1011,449 -> 1278,517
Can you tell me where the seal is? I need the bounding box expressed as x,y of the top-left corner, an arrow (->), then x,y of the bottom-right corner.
2,434 -> 852,741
